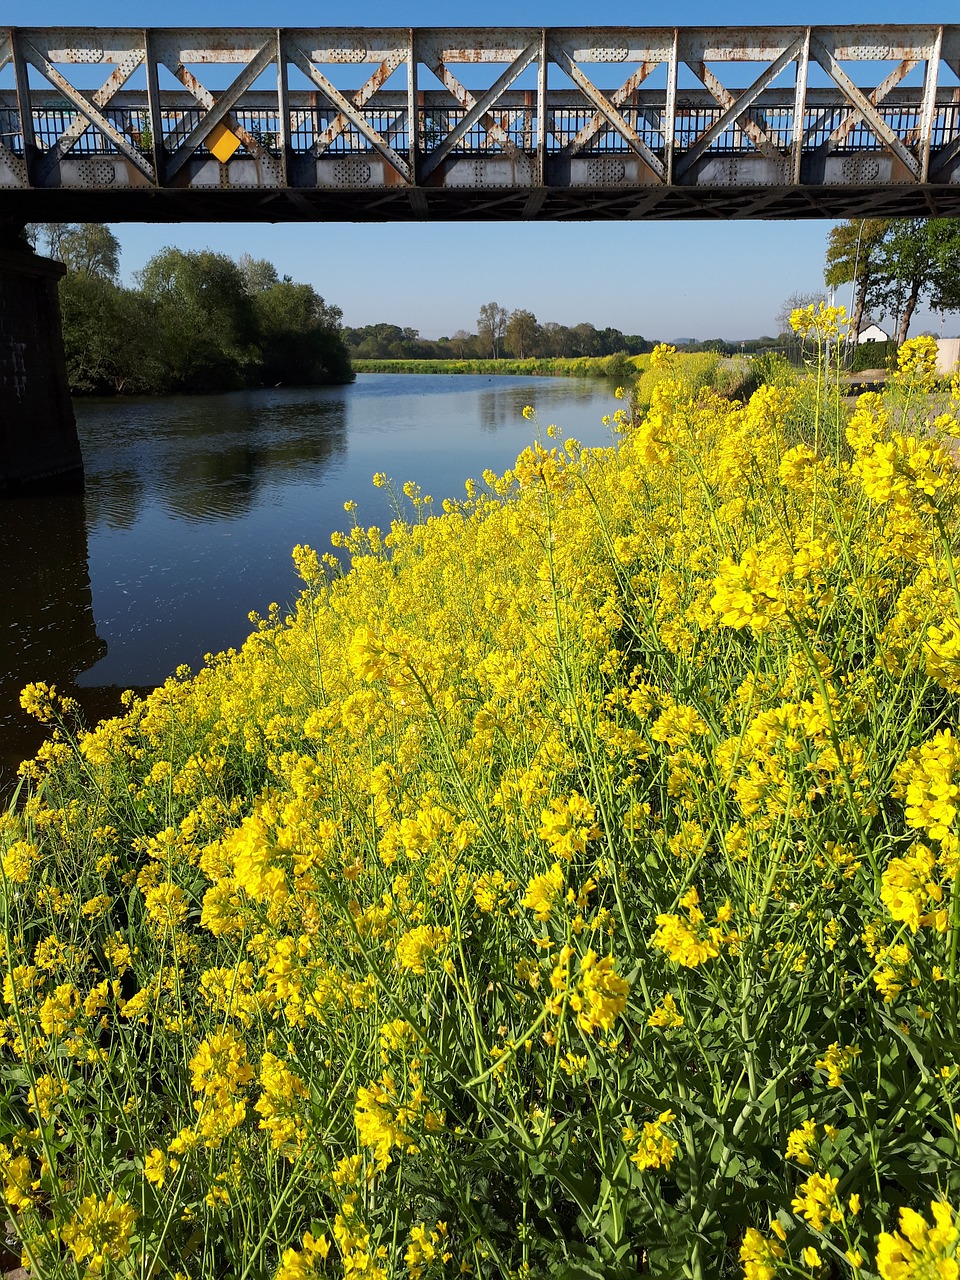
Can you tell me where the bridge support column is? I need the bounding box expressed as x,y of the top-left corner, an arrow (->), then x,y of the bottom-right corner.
0,239 -> 83,495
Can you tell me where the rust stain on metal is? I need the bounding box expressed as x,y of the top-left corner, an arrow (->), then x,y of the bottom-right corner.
431,58 -> 520,156
564,59 -> 658,156
829,58 -> 919,148
315,50 -> 403,154
690,61 -> 783,160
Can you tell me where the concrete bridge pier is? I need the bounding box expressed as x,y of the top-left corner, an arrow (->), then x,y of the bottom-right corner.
0,231 -> 83,495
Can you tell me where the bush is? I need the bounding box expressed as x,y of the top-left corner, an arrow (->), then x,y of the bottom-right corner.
602,351 -> 638,382
3,349 -> 960,1278
851,340 -> 898,373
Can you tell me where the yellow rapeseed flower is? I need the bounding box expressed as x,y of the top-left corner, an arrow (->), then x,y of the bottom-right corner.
876,1200 -> 959,1280
60,1192 -> 137,1274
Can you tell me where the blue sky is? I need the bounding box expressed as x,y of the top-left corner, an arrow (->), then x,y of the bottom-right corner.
7,1 -> 955,339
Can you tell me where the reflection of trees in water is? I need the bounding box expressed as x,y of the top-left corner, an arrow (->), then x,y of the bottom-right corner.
78,390 -> 349,525
0,492 -> 107,791
477,385 -> 543,433
478,388 -> 505,432
476,379 -> 611,434
83,470 -> 144,530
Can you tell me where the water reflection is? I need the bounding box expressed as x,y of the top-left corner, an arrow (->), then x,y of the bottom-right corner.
82,391 -> 350,527
0,493 -> 106,786
1,374 -> 620,793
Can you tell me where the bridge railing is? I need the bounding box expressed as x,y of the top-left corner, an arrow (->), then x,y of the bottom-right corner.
7,97 -> 960,160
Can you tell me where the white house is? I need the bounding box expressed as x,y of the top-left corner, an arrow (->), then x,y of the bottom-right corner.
937,338 -> 960,375
857,323 -> 890,344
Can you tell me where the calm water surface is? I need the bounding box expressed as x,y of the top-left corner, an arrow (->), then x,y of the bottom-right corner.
1,374 -> 620,786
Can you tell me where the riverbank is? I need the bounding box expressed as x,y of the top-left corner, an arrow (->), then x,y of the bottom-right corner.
351,354 -> 646,378
4,349 -> 959,1276
0,376 -> 621,795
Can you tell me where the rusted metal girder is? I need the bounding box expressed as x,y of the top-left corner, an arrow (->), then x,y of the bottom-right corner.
1,25 -> 960,221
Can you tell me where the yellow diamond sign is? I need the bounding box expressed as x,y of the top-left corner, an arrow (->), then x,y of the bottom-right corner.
207,120 -> 243,163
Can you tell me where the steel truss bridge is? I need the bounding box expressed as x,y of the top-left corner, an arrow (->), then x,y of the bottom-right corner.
2,25 -> 960,223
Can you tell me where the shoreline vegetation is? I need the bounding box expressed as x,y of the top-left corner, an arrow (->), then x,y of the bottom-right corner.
351,353 -> 765,408
28,225 -> 354,396
351,354 -> 646,378
3,317 -> 960,1277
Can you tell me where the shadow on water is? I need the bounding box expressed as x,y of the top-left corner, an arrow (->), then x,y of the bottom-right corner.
0,492 -> 111,794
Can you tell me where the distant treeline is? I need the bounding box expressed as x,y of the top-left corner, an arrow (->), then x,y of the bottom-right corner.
29,224 -> 353,396
343,319 -> 788,363
342,319 -> 652,362
354,351 -> 765,405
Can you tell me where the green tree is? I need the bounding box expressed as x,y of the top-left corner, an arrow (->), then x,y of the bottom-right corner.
253,282 -> 352,386
539,321 -> 570,356
924,220 -> 960,317
450,329 -> 474,358
59,273 -> 160,394
477,302 -> 508,359
42,223 -> 157,394
823,218 -> 891,339
39,222 -> 121,280
137,248 -> 259,392
505,308 -> 541,358
569,322 -> 604,357
874,219 -> 960,345
238,252 -> 280,295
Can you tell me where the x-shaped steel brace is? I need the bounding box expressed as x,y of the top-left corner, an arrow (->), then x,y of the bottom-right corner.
809,35 -> 921,179
548,40 -> 665,182
560,60 -> 660,158
800,57 -> 920,159
287,44 -> 410,182
164,40 -> 279,181
312,48 -> 406,157
35,47 -> 147,182
419,42 -> 538,180
676,42 -> 801,177
22,39 -> 156,182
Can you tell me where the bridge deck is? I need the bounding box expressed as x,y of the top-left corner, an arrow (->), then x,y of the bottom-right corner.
2,26 -> 960,221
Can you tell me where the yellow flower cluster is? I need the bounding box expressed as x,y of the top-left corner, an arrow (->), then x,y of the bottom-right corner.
895,335 -> 940,386
880,844 -> 949,932
354,1072 -> 443,1170
789,302 -> 848,341
876,1200 -> 959,1280
740,1226 -> 785,1280
623,1110 -> 678,1171
60,1192 -> 137,1274
395,925 -> 452,975
791,1172 -> 843,1231
711,546 -> 790,633
814,1041 -> 860,1089
650,886 -> 729,968
537,792 -> 600,860
893,730 -> 960,845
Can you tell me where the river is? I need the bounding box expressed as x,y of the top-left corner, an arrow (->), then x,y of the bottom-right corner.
1,373 -> 621,790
